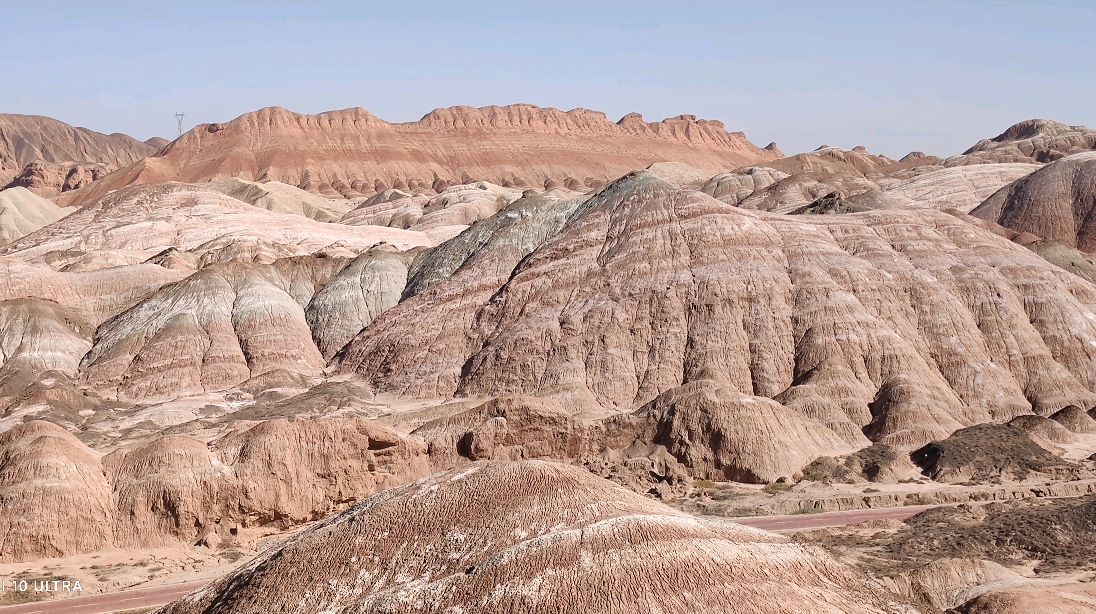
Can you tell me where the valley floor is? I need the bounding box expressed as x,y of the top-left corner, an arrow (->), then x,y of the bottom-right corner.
4,479 -> 1095,614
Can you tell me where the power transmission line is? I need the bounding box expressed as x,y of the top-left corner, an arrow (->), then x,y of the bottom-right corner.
174,112 -> 186,137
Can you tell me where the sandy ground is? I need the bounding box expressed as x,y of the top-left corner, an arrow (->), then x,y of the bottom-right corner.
1050,432 -> 1096,461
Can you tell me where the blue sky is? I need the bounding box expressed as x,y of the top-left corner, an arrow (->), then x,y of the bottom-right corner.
3,0 -> 1093,157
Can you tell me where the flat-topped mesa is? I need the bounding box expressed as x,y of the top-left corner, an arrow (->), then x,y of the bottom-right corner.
417,104 -> 615,133
62,104 -> 777,204
414,105 -> 747,145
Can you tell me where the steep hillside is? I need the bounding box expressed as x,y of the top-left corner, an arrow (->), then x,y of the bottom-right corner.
972,151 -> 1096,251
0,113 -> 155,195
339,172 -> 1096,460
160,461 -> 906,614
948,119 -> 1096,166
0,187 -> 70,245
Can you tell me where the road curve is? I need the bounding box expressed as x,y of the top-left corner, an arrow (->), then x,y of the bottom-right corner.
0,504 -> 937,614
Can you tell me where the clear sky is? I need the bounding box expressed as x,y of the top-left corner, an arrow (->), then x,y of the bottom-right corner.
3,0 -> 1093,158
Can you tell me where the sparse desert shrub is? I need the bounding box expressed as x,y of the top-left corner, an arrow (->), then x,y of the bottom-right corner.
911,423 -> 1080,483
762,482 -> 793,495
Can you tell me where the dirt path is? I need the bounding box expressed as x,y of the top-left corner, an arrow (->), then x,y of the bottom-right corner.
728,503 -> 939,531
0,579 -> 207,614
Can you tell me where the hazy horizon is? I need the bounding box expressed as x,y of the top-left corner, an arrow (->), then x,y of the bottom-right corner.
4,0 -> 1094,158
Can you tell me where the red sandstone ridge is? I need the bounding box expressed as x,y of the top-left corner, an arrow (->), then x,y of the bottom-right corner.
61,105 -> 778,204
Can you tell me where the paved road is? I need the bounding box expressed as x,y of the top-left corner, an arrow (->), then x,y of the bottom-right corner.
0,504 -> 938,614
730,503 -> 938,531
0,579 -> 208,614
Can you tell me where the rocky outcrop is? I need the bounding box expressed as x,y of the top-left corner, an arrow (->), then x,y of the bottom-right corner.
737,171 -> 879,213
413,396 -> 607,465
0,421 -> 115,560
339,193 -> 429,227
59,105 -> 778,204
700,166 -> 789,205
971,151 -> 1096,252
897,151 -> 942,167
643,161 -> 712,188
631,381 -> 860,483
339,181 -> 522,239
81,261 -> 340,401
108,417 -> 429,548
0,417 -> 429,562
0,113 -> 154,196
341,172 -> 1096,464
728,148 -> 1034,214
2,183 -> 437,268
2,160 -> 114,197
411,388 -> 853,486
211,417 -> 429,526
107,435 -> 229,548
159,461 -> 906,614
400,189 -> 584,300
764,145 -> 903,179
788,191 -> 875,215
305,245 -> 411,359
955,585 -> 1096,614
412,181 -> 524,230
0,298 -> 92,403
0,372 -> 115,434
948,119 -> 1096,166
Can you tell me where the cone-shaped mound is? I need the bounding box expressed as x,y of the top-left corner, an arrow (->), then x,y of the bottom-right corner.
161,461 -> 903,614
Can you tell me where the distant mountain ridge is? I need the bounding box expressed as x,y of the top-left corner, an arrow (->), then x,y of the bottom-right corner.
0,113 -> 157,196
61,104 -> 780,204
